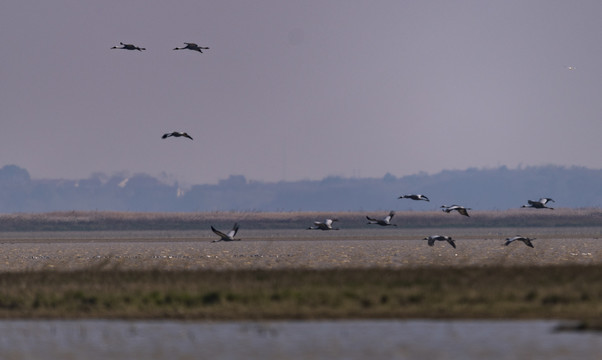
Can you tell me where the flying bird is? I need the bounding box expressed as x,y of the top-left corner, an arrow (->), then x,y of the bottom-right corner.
441,205 -> 471,217
504,235 -> 535,248
111,42 -> 146,51
162,132 -> 193,140
521,198 -> 554,209
173,42 -> 209,53
399,194 -> 430,201
211,223 -> 240,242
423,235 -> 456,248
366,211 -> 397,226
307,218 -> 339,230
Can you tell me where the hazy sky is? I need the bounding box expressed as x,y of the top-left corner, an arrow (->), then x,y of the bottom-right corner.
2,1 -> 602,185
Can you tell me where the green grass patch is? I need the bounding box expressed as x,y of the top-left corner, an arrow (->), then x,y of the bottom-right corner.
0,265 -> 601,320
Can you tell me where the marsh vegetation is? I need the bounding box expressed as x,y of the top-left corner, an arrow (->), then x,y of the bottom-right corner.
0,265 -> 601,322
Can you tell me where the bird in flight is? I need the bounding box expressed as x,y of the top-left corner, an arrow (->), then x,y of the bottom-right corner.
173,43 -> 209,53
423,235 -> 456,248
399,194 -> 430,201
307,218 -> 339,230
162,132 -> 193,140
504,235 -> 535,248
111,42 -> 146,51
521,198 -> 554,209
366,211 -> 397,226
441,205 -> 471,217
211,223 -> 240,242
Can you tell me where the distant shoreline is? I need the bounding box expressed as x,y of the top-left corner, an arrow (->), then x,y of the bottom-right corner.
0,208 -> 601,231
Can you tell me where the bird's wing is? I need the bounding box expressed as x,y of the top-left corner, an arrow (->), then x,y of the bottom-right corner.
230,223 -> 239,237
366,216 -> 377,222
428,238 -> 435,246
447,238 -> 456,248
211,226 -> 227,239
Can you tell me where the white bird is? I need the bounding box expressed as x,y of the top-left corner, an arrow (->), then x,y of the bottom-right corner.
308,218 -> 339,230
366,211 -> 397,226
521,198 -> 554,209
504,235 -> 535,248
111,42 -> 145,51
399,194 -> 430,201
211,223 -> 240,242
162,131 -> 193,140
423,235 -> 456,248
173,42 -> 209,53
441,205 -> 471,217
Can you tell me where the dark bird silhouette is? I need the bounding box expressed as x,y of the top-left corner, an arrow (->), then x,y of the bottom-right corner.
441,205 -> 471,217
211,223 -> 240,242
173,42 -> 209,53
111,42 -> 145,51
521,198 -> 555,209
504,235 -> 535,248
307,218 -> 339,230
399,194 -> 430,201
424,235 -> 456,248
162,132 -> 193,140
366,211 -> 397,226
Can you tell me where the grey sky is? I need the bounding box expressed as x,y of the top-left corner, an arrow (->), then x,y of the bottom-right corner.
2,1 -> 601,185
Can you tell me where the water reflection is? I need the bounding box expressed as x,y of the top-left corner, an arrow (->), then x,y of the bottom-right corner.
0,320 -> 600,360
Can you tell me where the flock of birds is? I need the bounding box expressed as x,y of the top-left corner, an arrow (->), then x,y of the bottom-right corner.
111,41 -> 550,250
112,41 -> 207,140
210,194 -> 554,248
111,41 -> 209,53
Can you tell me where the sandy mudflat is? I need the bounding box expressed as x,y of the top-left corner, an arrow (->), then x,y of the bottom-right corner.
0,228 -> 600,271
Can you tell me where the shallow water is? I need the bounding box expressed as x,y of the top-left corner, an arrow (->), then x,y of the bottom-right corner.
0,319 -> 600,360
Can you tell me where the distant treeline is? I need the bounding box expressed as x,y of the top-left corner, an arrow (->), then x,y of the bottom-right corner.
0,164 -> 602,212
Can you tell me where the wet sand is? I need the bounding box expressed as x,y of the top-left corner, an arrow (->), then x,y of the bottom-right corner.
0,228 -> 600,271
